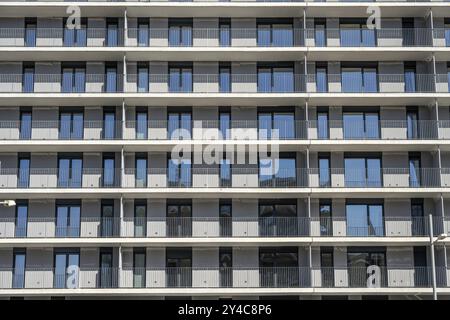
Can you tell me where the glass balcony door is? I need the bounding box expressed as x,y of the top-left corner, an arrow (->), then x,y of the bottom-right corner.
56,203 -> 81,238
22,67 -> 34,93
15,203 -> 28,238
342,67 -> 377,93
409,156 -> 421,187
58,157 -> 82,188
54,252 -> 79,289
259,156 -> 296,188
406,110 -> 419,139
320,248 -> 334,287
340,23 -> 376,47
259,201 -> 297,237
101,201 -> 114,237
59,112 -> 84,140
411,201 -> 425,236
167,203 -> 192,237
135,156 -> 147,187
169,22 -> 192,47
257,23 -> 293,47
166,248 -> 192,288
106,20 -> 118,47
219,66 -> 231,93
168,112 -> 192,139
25,21 -> 36,47
259,248 -> 299,288
63,21 -> 87,47
316,67 -> 328,93
62,67 -> 86,93
136,111 -> 148,140
404,68 -> 416,93
137,65 -> 149,93
258,112 -> 295,140
99,250 -> 113,288
138,20 -> 149,47
319,202 -> 332,236
346,203 -> 384,236
18,156 -> 30,188
219,112 -> 231,140
219,202 -> 232,237
347,250 -> 386,288
169,67 -> 192,93
103,112 -> 116,140
317,111 -> 329,139
220,158 -> 231,187
219,21 -> 231,47
314,23 -> 326,47
133,250 -> 146,288
168,157 -> 191,188
134,202 -> 147,237
12,251 -> 26,289
343,112 -> 379,139
19,111 -> 32,140
344,157 -> 382,187
105,67 -> 117,93
258,67 -> 294,93
318,155 -> 330,187
103,156 -> 115,187
219,248 -> 232,287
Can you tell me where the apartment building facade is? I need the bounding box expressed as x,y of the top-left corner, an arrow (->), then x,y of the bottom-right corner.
0,0 -> 450,300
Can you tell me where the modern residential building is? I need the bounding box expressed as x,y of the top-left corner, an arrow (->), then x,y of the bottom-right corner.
1,0 -> 450,301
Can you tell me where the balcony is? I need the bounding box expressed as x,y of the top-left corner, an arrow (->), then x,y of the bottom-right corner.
2,73 -> 447,95
0,216 -> 441,239
0,266 -> 445,290
1,167 -> 450,189
2,119 -> 450,141
1,27 -> 448,48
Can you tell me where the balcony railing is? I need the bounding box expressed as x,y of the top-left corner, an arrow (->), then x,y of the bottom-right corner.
0,216 -> 443,239
0,27 -> 449,47
0,74 -> 124,93
0,267 -> 447,290
2,119 -> 450,141
0,28 -> 125,47
2,73 -> 446,94
0,167 -> 122,188
2,167 -> 450,189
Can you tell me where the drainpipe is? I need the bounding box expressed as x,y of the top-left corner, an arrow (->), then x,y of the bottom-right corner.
124,9 -> 128,47
429,213 -> 438,300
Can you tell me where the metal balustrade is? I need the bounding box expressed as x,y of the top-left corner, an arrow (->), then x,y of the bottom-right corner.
0,216 -> 442,238
0,120 -> 123,140
310,167 -> 445,188
2,73 -> 445,93
0,266 -> 446,289
0,28 -> 125,47
2,119 -> 450,140
0,168 -> 122,188
0,74 -> 124,93
1,27 -> 447,47
0,72 -> 449,94
1,167 -> 450,189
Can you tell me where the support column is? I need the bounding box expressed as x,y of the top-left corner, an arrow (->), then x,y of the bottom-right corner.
435,100 -> 440,139
432,53 -> 437,92
121,146 -> 125,188
118,245 -> 122,287
123,55 -> 127,93
305,100 -> 309,140
306,146 -> 310,187
304,54 -> 308,93
122,100 -> 126,140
